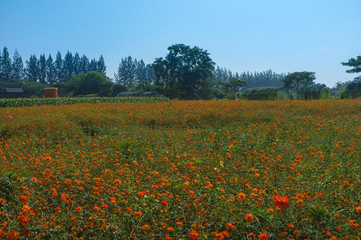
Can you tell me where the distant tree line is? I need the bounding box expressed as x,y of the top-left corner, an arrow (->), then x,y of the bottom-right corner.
0,47 -> 106,84
0,46 -> 359,100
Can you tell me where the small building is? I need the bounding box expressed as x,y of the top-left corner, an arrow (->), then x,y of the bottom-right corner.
1,88 -> 24,98
142,91 -> 157,96
117,92 -> 140,97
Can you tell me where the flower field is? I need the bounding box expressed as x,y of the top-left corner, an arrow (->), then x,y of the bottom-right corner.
0,99 -> 361,239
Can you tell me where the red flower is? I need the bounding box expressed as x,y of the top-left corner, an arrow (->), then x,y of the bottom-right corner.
273,195 -> 289,210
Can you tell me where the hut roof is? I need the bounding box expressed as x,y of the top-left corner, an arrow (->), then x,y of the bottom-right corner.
5,88 -> 23,93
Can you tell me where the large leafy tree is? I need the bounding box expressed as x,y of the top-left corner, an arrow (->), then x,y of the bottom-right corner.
282,71 -> 316,98
76,71 -> 112,96
152,44 -> 215,99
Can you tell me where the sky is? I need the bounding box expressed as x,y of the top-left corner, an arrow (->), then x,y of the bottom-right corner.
1,0 -> 360,87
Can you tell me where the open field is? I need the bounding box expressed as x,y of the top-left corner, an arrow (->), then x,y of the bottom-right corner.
0,99 -> 361,239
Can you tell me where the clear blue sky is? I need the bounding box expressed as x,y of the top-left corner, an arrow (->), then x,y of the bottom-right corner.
1,0 -> 360,87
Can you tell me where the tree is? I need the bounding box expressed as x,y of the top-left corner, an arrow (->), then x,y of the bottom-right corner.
80,55 -> 89,74
73,53 -> 81,75
63,51 -> 74,82
0,47 -> 12,81
97,55 -> 106,75
219,77 -> 247,97
46,54 -> 56,84
282,71 -> 316,98
114,56 -> 136,87
38,54 -> 47,84
26,55 -> 39,82
342,56 -> 361,73
152,44 -> 215,99
12,49 -> 24,80
55,51 -> 64,82
76,71 -> 112,96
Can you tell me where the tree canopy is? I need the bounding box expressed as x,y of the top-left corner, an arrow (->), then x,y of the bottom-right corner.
152,44 -> 215,100
341,56 -> 361,73
282,71 -> 316,98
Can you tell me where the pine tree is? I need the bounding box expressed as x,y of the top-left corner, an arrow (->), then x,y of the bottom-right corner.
0,47 -> 12,81
97,55 -> 106,75
73,53 -> 81,75
46,54 -> 56,84
89,58 -> 98,72
38,54 -> 47,84
26,55 -> 39,82
63,51 -> 74,82
80,55 -> 89,74
54,51 -> 64,82
12,49 -> 24,80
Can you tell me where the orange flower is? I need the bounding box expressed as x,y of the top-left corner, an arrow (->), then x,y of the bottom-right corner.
189,230 -> 199,240
273,195 -> 289,210
245,213 -> 254,222
238,192 -> 246,202
93,205 -> 100,211
7,229 -> 20,240
226,222 -> 236,231
19,195 -> 28,204
248,233 -> 256,238
287,223 -> 295,229
161,200 -> 169,206
258,231 -> 269,240
212,231 -> 224,240
167,227 -> 174,232
140,224 -> 151,230
133,211 -> 142,217
356,206 -> 361,213
176,221 -> 184,226
165,236 -> 172,240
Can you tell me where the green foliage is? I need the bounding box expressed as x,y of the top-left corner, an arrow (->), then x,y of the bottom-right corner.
341,55 -> 361,73
0,96 -> 169,107
282,71 -> 316,98
242,88 -> 280,100
219,77 -> 247,96
298,84 -> 330,100
343,76 -> 361,98
152,44 -> 215,100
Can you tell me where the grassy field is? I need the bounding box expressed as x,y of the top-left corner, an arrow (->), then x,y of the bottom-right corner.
0,99 -> 361,239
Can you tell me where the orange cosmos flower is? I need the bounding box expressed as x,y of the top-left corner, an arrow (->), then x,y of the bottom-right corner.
258,231 -> 269,240
7,229 -> 20,240
176,221 -> 184,226
19,195 -> 28,204
238,192 -> 246,202
273,195 -> 289,210
161,200 -> 169,206
189,230 -> 199,240
356,206 -> 361,213
226,222 -> 236,230
133,211 -> 142,217
245,213 -> 254,222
